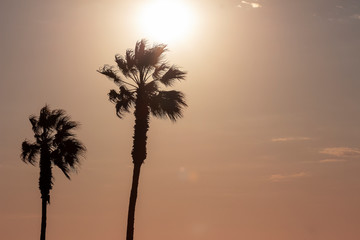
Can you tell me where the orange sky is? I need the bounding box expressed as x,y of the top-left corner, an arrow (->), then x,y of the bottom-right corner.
1,0 -> 360,240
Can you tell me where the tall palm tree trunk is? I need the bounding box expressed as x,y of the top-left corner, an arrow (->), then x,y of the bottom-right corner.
39,147 -> 51,240
126,163 -> 142,240
126,89 -> 149,240
40,198 -> 47,240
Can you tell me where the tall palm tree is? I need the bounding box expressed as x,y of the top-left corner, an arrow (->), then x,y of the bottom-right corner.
21,105 -> 86,240
98,39 -> 187,240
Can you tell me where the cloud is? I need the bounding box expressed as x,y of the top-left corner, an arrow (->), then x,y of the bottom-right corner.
311,2 -> 360,23
319,147 -> 360,157
269,172 -> 307,182
319,159 -> 347,163
351,14 -> 360,20
237,1 -> 262,8
271,137 -> 310,142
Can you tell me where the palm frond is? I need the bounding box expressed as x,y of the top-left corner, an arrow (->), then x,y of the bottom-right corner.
144,81 -> 159,94
134,39 -> 147,65
115,102 -> 130,118
29,116 -> 40,135
53,118 -> 78,146
59,119 -> 78,132
152,63 -> 169,80
38,105 -> 51,129
61,138 -> 85,167
158,66 -> 186,86
150,90 -> 187,121
108,86 -> 135,118
142,44 -> 167,69
57,163 -> 71,179
108,89 -> 120,104
149,44 -> 167,66
56,114 -> 78,132
125,49 -> 135,70
47,109 -> 65,130
115,55 -> 127,73
51,150 -> 70,179
52,138 -> 85,179
114,53 -> 138,85
22,105 -> 86,195
21,140 -> 40,165
99,39 -> 188,122
97,65 -> 123,85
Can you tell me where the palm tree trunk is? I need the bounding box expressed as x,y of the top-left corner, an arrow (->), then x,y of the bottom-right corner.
39,147 -> 52,240
40,197 -> 47,240
126,88 -> 149,240
126,163 -> 142,240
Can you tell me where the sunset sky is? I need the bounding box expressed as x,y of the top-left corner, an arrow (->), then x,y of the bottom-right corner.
1,0 -> 360,239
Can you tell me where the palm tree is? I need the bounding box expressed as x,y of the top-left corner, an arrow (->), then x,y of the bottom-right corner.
21,105 -> 86,240
98,39 -> 187,240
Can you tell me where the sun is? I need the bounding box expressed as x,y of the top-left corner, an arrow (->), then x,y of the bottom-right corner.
137,0 -> 196,43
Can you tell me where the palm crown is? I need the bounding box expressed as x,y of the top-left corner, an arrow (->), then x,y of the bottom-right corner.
21,105 -> 85,202
98,40 -> 188,240
97,39 -> 187,121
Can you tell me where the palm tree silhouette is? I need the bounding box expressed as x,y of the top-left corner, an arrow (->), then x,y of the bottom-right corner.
98,39 -> 187,240
21,105 -> 86,240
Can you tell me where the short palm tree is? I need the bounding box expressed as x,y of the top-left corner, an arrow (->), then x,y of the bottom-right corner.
21,105 -> 86,240
98,39 -> 187,240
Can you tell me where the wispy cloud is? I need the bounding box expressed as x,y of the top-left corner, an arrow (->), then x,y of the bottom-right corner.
319,147 -> 360,157
269,172 -> 307,182
351,14 -> 360,20
237,1 -> 262,9
311,1 -> 360,23
271,137 -> 310,142
319,158 -> 347,163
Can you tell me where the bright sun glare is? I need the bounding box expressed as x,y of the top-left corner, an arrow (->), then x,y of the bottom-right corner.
138,0 -> 195,43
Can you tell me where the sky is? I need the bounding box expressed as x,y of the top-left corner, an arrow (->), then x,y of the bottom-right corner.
1,0 -> 360,239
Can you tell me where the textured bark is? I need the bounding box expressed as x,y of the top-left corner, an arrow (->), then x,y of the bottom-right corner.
131,88 -> 150,165
126,88 -> 150,240
40,198 -> 47,240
